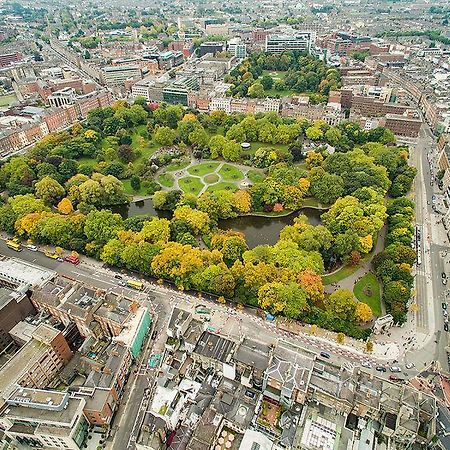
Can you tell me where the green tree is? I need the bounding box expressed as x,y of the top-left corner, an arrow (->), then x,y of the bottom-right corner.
34,176 -> 65,204
130,175 -> 141,191
154,126 -> 176,146
324,288 -> 356,321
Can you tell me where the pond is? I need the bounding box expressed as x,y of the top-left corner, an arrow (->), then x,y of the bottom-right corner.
218,208 -> 323,248
111,199 -> 325,248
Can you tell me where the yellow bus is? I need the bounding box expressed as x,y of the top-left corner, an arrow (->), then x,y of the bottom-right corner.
127,280 -> 144,290
6,240 -> 22,252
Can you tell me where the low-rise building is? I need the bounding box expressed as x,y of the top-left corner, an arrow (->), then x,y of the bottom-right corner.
383,113 -> 422,138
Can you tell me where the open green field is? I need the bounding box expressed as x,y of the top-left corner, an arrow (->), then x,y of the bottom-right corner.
178,176 -> 204,195
261,70 -> 297,97
218,164 -> 244,181
245,142 -> 289,157
353,272 -> 382,316
207,182 -> 238,193
0,93 -> 17,107
187,162 -> 220,176
122,179 -> 147,196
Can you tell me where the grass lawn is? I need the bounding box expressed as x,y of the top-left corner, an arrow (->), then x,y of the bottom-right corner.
78,157 -> 97,168
188,162 -> 220,176
246,142 -> 289,157
166,160 -> 190,172
207,182 -> 238,193
0,93 -> 17,106
353,272 -> 382,316
179,176 -> 204,196
218,164 -> 244,181
204,174 -> 219,183
157,173 -> 175,188
122,179 -> 147,196
322,265 -> 361,285
247,169 -> 266,184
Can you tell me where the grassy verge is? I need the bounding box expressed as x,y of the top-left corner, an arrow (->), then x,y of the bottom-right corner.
322,265 -> 360,285
353,272 -> 382,316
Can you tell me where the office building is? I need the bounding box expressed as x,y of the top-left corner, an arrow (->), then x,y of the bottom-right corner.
0,387 -> 88,449
227,38 -> 247,59
199,42 -> 224,57
265,32 -> 315,54
102,65 -> 142,87
383,113 -> 422,138
162,76 -> 200,106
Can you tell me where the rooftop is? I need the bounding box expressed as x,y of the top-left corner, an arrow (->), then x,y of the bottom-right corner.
194,332 -> 236,364
233,338 -> 271,372
0,255 -> 55,287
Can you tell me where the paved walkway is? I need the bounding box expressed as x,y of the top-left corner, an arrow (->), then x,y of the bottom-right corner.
155,157 -> 265,195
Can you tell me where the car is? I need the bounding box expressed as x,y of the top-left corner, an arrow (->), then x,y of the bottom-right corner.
390,366 -> 402,373
118,280 -> 126,286
319,351 -> 331,359
443,302 -> 448,310
445,323 -> 449,332
376,366 -> 387,372
389,375 -> 405,382
443,279 -> 448,286
405,363 -> 415,369
442,272 -> 447,279
114,274 -> 123,279
26,244 -> 37,251
443,310 -> 448,317
361,361 -> 371,368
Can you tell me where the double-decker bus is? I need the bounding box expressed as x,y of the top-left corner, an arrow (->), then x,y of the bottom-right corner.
127,279 -> 144,290
6,240 -> 22,252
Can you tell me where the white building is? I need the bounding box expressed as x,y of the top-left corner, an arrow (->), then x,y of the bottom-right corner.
102,65 -> 142,87
265,31 -> 315,54
48,87 -> 77,108
210,97 -> 231,113
227,38 -> 247,59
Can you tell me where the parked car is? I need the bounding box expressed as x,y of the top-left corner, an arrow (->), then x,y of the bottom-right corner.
361,361 -> 371,368
118,280 -> 126,286
443,279 -> 448,286
405,363 -> 415,369
389,375 -> 405,382
444,323 -> 449,332
26,244 -> 37,251
114,274 -> 123,279
376,366 -> 386,372
319,351 -> 331,359
390,366 -> 402,373
443,302 -> 448,310
442,272 -> 447,279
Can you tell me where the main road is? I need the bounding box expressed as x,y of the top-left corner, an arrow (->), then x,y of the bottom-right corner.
407,124 -> 449,373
